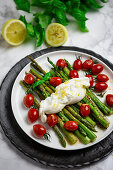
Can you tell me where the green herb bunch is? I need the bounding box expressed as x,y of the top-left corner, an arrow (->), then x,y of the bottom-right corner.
14,0 -> 107,47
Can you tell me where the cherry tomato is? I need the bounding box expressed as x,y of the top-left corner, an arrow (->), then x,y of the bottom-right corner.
64,121 -> 78,131
97,74 -> 109,82
92,64 -> 103,75
106,94 -> 113,107
47,114 -> 58,127
24,74 -> 34,85
28,108 -> 39,123
33,124 -> 46,138
95,82 -> 108,92
49,77 -> 62,87
85,75 -> 94,87
56,59 -> 67,68
23,94 -> 34,108
80,104 -> 90,117
73,59 -> 82,70
82,59 -> 94,70
69,70 -> 79,79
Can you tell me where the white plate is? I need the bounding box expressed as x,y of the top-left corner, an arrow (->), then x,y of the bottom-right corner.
11,50 -> 113,150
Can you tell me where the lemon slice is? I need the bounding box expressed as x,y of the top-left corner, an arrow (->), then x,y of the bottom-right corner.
2,19 -> 26,46
45,23 -> 68,47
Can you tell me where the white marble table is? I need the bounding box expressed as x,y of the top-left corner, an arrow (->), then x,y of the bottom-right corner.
0,0 -> 113,169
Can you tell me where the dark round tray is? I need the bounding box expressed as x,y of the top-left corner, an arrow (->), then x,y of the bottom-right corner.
0,46 -> 113,168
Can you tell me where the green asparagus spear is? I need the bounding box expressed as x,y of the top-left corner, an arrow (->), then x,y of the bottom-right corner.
78,126 -> 87,137
82,97 -> 110,128
57,117 -> 78,145
28,56 -> 46,75
63,108 -> 97,142
86,88 -> 113,115
65,106 -> 96,132
64,59 -> 73,70
71,104 -> 96,127
53,125 -> 66,148
47,57 -> 69,80
58,111 -> 90,144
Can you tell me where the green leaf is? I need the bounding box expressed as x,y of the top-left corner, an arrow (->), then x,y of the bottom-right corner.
66,1 -> 72,9
33,72 -> 52,88
27,23 -> 35,38
100,0 -> 107,3
71,0 -> 80,8
80,4 -> 89,13
31,0 -> 52,7
69,8 -> 88,21
19,15 -> 35,38
34,13 -> 52,28
55,8 -> 68,26
19,15 -> 27,25
14,0 -> 30,12
53,0 -> 66,11
34,24 -> 45,47
82,0 -> 102,9
78,21 -> 89,32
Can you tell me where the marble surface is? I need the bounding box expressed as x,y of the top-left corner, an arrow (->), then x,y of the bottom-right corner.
0,0 -> 113,169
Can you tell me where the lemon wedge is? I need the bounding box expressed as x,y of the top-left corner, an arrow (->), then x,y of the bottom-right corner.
45,23 -> 68,47
2,19 -> 26,46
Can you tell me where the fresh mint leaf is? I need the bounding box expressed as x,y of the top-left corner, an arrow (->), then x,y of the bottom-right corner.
55,8 -> 68,26
14,0 -> 30,12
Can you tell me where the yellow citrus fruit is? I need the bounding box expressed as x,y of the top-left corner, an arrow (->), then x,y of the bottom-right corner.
2,19 -> 26,46
45,23 -> 68,47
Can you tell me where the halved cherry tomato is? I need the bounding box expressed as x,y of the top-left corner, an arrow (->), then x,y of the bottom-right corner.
95,82 -> 108,92
49,77 -> 62,87
47,114 -> 58,127
82,59 -> 94,70
73,59 -> 82,70
97,74 -> 109,82
24,74 -> 34,85
92,64 -> 103,75
85,75 -> 94,87
33,124 -> 46,138
106,94 -> 113,107
80,104 -> 90,117
28,108 -> 39,123
23,94 -> 34,108
69,70 -> 79,78
56,59 -> 67,68
64,121 -> 78,131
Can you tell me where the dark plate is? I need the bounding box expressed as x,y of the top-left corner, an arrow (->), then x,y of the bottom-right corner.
0,46 -> 113,168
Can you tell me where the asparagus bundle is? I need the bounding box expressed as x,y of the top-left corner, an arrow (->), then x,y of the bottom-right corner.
27,56 -> 98,142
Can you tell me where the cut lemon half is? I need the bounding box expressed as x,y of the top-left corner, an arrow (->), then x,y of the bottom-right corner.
45,23 -> 68,47
2,19 -> 26,46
